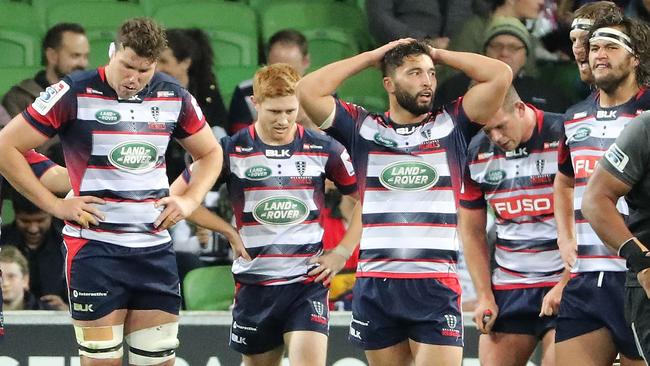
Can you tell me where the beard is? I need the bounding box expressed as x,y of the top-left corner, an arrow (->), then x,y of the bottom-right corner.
394,85 -> 433,116
54,64 -> 84,79
593,61 -> 633,94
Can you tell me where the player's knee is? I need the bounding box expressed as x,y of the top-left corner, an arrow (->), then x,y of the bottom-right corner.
125,322 -> 179,365
74,324 -> 124,360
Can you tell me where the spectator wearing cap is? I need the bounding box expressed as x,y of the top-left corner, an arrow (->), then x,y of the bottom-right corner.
435,16 -> 571,113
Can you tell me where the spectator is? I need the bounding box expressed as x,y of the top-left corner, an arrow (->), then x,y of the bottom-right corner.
366,0 -> 473,49
0,105 -> 10,127
0,246 -> 51,310
0,193 -> 67,311
435,16 -> 572,112
227,29 -> 311,134
157,28 -> 228,182
626,0 -> 650,22
448,0 -> 544,78
2,23 -> 88,117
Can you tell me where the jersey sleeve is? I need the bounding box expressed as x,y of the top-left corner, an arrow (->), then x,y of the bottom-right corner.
557,129 -> 575,177
446,97 -> 483,144
599,114 -> 650,187
173,89 -> 207,139
25,149 -> 56,178
459,163 -> 486,209
322,98 -> 369,152
325,139 -> 357,196
23,78 -> 76,137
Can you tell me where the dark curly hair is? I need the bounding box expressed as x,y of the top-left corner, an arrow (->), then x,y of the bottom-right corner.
380,40 -> 431,77
166,28 -> 219,98
588,16 -> 650,87
116,18 -> 167,61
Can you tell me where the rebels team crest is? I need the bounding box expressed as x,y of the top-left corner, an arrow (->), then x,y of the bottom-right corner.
295,161 -> 306,176
151,106 -> 160,122
536,159 -> 545,175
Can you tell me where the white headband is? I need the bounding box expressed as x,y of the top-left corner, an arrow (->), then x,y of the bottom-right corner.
571,18 -> 594,31
590,27 -> 635,55
108,42 -> 116,58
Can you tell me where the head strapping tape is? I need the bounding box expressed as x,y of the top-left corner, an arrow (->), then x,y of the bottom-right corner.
590,27 -> 635,55
571,18 -> 594,31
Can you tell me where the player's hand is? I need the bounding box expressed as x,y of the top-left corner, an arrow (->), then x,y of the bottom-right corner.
558,236 -> 577,271
474,297 -> 498,334
40,294 -> 69,311
226,230 -> 251,261
637,268 -> 650,299
154,195 -> 199,230
430,36 -> 450,50
540,282 -> 566,317
308,250 -> 348,286
52,196 -> 105,229
366,38 -> 415,67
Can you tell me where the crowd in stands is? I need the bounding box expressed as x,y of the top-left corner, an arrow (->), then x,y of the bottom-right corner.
3,0 -> 650,314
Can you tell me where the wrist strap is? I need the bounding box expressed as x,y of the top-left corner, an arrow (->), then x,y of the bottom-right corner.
332,245 -> 353,260
619,237 -> 641,257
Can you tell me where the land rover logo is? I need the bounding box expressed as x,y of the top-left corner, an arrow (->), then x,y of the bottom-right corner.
245,166 -> 272,180
253,196 -> 309,225
570,127 -> 591,143
95,109 -> 121,124
484,169 -> 506,184
379,161 -> 438,191
373,133 -> 397,148
108,141 -> 158,172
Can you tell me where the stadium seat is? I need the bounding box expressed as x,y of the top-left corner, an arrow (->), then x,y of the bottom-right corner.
46,2 -> 147,68
302,28 -> 359,68
0,65 -> 41,97
0,31 -> 40,67
153,2 -> 259,67
337,68 -> 387,113
259,0 -> 372,50
0,2 -> 46,36
183,265 -> 235,311
215,64 -> 258,107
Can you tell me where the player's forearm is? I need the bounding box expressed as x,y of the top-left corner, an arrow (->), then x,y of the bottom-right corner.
458,209 -> 493,299
0,146 -> 60,213
298,52 -> 375,99
582,187 -> 632,251
187,206 -> 238,240
553,172 -> 576,242
181,145 -> 222,207
336,201 -> 362,254
436,49 -> 511,87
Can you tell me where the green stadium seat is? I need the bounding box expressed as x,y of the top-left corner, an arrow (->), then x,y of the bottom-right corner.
0,2 -> 46,36
215,64 -> 258,107
1,199 -> 14,227
302,28 -> 359,68
153,2 -> 258,67
337,68 -> 387,113
46,2 -> 146,68
183,265 -> 235,311
0,31 -> 40,66
0,65 -> 41,97
260,0 -> 372,50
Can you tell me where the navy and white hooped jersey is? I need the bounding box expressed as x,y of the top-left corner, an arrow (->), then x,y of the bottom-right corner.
323,98 -> 482,279
558,89 -> 650,273
23,67 -> 206,247
460,106 -> 564,288
222,124 -> 357,286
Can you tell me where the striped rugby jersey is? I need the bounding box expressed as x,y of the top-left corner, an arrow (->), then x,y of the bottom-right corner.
323,98 -> 481,279
22,67 -> 205,248
0,150 -> 56,230
223,124 -> 357,285
460,106 -> 564,289
558,89 -> 650,273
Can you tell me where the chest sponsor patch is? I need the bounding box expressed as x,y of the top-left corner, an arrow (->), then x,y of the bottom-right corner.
108,141 -> 159,172
95,109 -> 121,124
245,165 -> 272,180
253,196 -> 309,225
379,161 -> 438,191
32,80 -> 70,116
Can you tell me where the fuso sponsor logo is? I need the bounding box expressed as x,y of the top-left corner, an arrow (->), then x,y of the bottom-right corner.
245,165 -> 272,180
573,155 -> 600,178
379,161 -> 438,191
108,141 -> 159,172
491,194 -> 553,219
95,109 -> 121,124
253,196 -> 309,225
